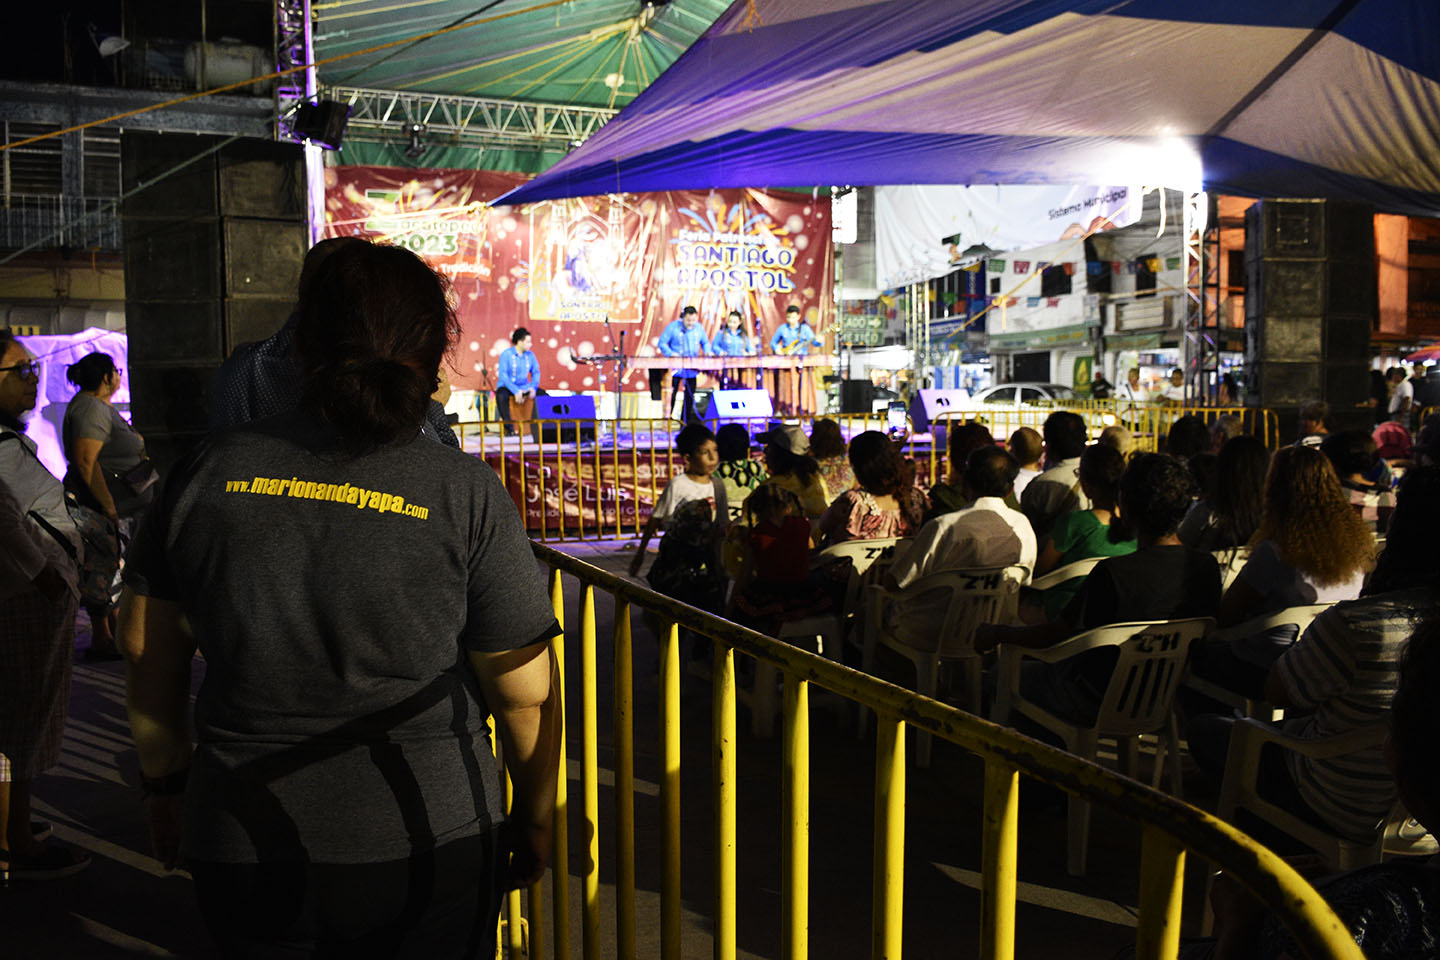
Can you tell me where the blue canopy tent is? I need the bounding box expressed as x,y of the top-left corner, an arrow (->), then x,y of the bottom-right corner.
500,0 -> 1440,214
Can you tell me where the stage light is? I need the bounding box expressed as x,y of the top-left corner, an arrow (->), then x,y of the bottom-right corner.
404,122 -> 427,159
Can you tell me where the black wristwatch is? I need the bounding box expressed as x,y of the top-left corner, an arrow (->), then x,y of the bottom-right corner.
141,767 -> 190,798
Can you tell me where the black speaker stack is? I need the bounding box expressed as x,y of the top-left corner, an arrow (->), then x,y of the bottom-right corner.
122,133 -> 307,466
1244,199 -> 1374,418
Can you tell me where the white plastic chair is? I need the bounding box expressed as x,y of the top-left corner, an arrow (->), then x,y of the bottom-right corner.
1028,556 -> 1103,592
740,537 -> 907,737
992,617 -> 1213,875
860,565 -> 1029,766
1202,717 -> 1436,933
1215,718 -> 1407,870
1180,603 -> 1332,717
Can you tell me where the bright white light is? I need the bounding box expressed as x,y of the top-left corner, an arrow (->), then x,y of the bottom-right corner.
832,190 -> 858,245
1105,137 -> 1203,193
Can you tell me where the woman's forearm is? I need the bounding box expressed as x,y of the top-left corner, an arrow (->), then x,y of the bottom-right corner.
120,592 -> 196,776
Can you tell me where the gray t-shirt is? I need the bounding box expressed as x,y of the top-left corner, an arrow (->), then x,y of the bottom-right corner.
124,411 -> 558,864
64,391 -> 146,473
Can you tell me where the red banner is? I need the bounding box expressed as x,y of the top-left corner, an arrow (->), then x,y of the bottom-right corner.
324,165 -> 833,393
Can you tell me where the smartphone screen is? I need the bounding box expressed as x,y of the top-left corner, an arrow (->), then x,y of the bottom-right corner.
886,401 -> 907,435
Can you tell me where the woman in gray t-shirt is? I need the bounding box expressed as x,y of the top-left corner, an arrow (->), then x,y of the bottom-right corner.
62,351 -> 148,658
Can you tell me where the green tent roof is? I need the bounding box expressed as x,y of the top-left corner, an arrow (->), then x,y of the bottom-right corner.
314,0 -> 730,108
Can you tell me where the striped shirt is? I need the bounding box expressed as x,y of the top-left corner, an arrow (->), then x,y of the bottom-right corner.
1272,588 -> 1431,841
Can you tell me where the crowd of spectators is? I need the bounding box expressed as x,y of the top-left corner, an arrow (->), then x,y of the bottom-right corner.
4,237 -> 1439,958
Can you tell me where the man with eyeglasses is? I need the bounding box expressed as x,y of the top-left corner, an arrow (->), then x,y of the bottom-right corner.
0,330 -> 91,881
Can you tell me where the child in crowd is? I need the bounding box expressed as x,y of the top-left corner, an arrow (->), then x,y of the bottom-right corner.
729,483 -> 836,636
713,423 -> 767,523
1007,427 -> 1044,499
630,424 -> 728,612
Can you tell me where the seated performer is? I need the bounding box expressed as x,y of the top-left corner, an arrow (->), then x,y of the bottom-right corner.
497,327 -> 542,431
658,306 -> 711,422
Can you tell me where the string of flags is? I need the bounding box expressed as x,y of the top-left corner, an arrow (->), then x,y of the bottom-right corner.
986,257 -> 1182,275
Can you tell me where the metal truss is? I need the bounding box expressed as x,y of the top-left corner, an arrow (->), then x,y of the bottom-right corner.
1182,190 -> 1221,402
274,0 -> 313,141
327,85 -> 617,149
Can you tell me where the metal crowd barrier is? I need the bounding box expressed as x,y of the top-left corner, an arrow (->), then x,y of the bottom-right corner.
455,404 -> 1281,542
507,542 -> 1362,960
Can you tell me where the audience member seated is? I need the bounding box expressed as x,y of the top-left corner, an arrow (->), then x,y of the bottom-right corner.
1373,419 -> 1412,464
1178,435 -> 1268,552
1097,425 -> 1133,459
1209,414 -> 1244,453
1161,616 -> 1440,960
1020,411 -> 1090,541
1296,399 -> 1329,447
1188,466 -> 1440,848
1320,431 -> 1395,534
980,454 -> 1221,727
810,418 -> 854,495
925,420 -> 998,521
1187,445 -> 1374,701
1028,444 -> 1136,622
885,447 -> 1036,637
755,424 -> 828,519
1166,414 -> 1211,463
1008,427 -> 1044,499
730,484 -> 838,636
817,431 -> 926,547
714,423 -> 766,523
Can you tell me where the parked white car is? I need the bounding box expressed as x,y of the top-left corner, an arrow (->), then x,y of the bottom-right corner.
968,382 -> 1078,408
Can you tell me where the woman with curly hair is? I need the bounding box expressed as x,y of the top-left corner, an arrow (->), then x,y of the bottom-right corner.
1189,445 -> 1373,701
816,430 -> 927,547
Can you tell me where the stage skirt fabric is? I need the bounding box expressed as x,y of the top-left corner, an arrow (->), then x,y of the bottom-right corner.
0,586 -> 77,779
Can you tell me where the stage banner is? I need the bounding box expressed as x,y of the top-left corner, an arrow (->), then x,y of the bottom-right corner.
325,165 -> 833,395
488,454 -> 668,532
875,184 -> 1140,289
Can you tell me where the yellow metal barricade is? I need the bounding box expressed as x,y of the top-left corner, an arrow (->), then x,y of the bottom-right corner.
513,541 -> 1365,960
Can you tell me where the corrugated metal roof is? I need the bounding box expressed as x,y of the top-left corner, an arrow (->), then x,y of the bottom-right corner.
314,0 -> 731,108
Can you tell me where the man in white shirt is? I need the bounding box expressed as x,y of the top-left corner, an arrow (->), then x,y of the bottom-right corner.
1160,368 -> 1186,405
1116,367 -> 1147,405
885,446 -> 1036,637
1388,366 -> 1413,424
1020,411 -> 1091,541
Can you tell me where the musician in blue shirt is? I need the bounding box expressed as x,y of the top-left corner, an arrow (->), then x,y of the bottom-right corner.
711,311 -> 754,357
657,305 -> 711,421
769,305 -> 823,356
496,327 -> 542,428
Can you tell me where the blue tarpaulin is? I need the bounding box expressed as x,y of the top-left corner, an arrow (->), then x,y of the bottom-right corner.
501,0 -> 1440,214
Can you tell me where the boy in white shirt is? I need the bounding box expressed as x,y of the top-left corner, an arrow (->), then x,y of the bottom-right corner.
630,424 -> 728,610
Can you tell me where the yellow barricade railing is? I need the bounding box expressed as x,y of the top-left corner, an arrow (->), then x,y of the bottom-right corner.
514,541 -> 1364,960
458,405 -> 1282,542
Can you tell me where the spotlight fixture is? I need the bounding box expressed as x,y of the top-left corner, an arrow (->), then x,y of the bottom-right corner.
403,122 -> 427,159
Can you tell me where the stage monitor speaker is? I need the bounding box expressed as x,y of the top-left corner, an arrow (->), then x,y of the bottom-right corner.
701,389 -> 773,422
839,379 -> 875,414
908,388 -> 972,433
291,100 -> 351,150
531,395 -> 597,443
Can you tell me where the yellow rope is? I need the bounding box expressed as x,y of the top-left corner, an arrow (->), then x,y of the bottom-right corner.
396,33 -> 587,89
0,0 -> 573,153
509,32 -> 620,100
315,0 -> 457,22
567,32 -> 628,106
604,33 -> 632,110
315,0 -> 462,23
462,32 -> 611,92
738,0 -> 764,32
